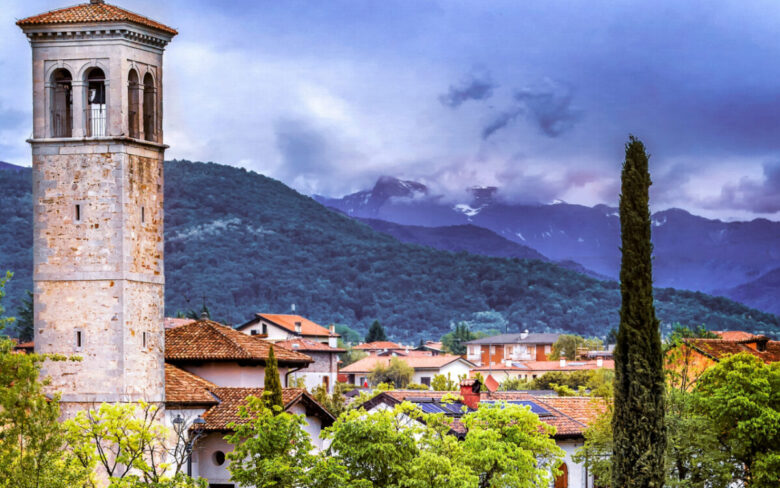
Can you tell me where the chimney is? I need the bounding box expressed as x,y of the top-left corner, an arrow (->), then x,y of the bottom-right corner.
596,357 -> 603,367
460,378 -> 481,410
295,321 -> 302,334
291,303 -> 296,312
559,357 -> 567,368
520,329 -> 529,340
329,324 -> 336,335
90,0 -> 105,4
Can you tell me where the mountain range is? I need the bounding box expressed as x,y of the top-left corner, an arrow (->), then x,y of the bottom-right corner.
1,160 -> 778,343
315,177 -> 780,314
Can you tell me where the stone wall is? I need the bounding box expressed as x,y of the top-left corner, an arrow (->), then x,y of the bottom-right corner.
33,141 -> 165,408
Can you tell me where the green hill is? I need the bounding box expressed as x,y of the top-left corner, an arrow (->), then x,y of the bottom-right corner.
1,160 -> 778,342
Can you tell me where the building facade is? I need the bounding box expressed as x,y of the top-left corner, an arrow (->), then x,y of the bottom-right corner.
17,0 -> 177,415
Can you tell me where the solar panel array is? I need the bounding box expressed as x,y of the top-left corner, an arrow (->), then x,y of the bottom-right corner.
414,401 -> 470,415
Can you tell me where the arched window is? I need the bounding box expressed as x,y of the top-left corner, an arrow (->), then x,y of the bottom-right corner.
128,69 -> 140,139
142,73 -> 156,142
50,69 -> 72,137
86,68 -> 106,137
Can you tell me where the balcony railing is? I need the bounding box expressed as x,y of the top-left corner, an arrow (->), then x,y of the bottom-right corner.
51,109 -> 72,138
85,105 -> 106,137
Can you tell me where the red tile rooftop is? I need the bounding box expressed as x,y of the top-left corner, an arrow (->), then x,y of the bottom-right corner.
352,341 -> 404,350
17,1 -> 177,35
165,319 -> 312,364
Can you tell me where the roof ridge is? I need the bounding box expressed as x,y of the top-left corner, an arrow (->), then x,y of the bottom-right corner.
205,320 -> 252,358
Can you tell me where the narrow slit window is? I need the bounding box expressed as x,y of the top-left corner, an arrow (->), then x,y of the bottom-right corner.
142,331 -> 148,348
76,330 -> 82,348
141,206 -> 145,223
75,204 -> 81,222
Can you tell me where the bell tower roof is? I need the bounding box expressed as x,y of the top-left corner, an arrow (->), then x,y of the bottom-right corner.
16,1 -> 177,36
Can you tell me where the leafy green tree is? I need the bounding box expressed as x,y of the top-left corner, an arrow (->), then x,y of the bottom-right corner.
368,357 -> 414,388
695,353 -> 780,487
0,273 -> 89,488
549,334 -> 603,360
365,320 -> 388,343
441,322 -> 475,355
497,377 -> 531,391
312,383 -> 349,418
459,402 -> 564,488
612,136 -> 665,488
431,373 -> 459,391
263,345 -> 284,410
64,402 -> 206,488
531,370 -> 592,390
324,403 -> 422,487
340,347 -> 368,367
334,324 -> 363,344
15,290 -> 34,342
226,395 -> 345,488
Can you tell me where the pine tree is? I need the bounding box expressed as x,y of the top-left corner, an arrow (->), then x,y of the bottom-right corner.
365,320 -> 388,343
612,136 -> 665,488
263,345 -> 284,411
15,291 -> 34,343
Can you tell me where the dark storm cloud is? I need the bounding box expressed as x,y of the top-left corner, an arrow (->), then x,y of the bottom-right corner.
709,162 -> 780,214
514,83 -> 582,137
481,107 -> 524,139
439,70 -> 496,108
482,81 -> 582,139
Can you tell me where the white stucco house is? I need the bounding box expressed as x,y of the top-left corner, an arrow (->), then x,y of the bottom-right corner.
340,353 -> 476,388
234,313 -> 340,348
164,318 -> 335,487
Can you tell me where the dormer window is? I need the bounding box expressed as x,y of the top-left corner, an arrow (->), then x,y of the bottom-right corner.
86,68 -> 106,137
143,73 -> 156,142
50,68 -> 73,137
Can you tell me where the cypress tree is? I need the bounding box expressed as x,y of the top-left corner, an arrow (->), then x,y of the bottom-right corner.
365,320 -> 388,342
263,344 -> 284,411
612,136 -> 665,488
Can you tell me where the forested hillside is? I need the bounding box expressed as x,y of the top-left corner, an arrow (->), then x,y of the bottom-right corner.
1,161 -> 778,342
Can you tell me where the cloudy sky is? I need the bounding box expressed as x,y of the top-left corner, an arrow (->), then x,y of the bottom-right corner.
2,0 -> 780,221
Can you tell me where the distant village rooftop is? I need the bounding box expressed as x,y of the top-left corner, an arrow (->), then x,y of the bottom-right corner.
465,332 -> 561,345
236,313 -> 339,338
352,340 -> 404,351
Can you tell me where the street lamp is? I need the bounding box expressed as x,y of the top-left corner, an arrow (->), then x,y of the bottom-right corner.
172,414 -> 206,477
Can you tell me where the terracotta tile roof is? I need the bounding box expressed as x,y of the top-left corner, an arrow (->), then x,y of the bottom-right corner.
533,396 -> 607,425
352,341 -> 404,351
17,1 -> 177,36
711,330 -> 759,341
362,390 -> 592,438
276,338 -> 344,353
684,338 -> 780,364
239,314 -> 337,337
340,354 -> 473,373
165,319 -> 312,364
200,387 -> 334,431
473,359 -> 614,372
164,317 -> 195,329
165,364 -> 218,406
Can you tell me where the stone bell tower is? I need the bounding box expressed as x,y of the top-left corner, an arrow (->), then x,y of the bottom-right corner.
17,1 -> 177,415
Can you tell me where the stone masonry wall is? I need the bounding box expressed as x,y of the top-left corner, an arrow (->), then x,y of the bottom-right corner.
33,141 -> 165,406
